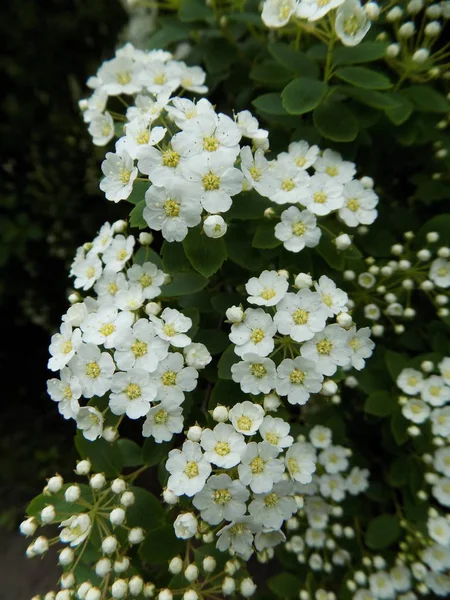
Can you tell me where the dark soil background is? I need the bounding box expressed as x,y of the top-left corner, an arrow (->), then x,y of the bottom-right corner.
0,0 -> 127,593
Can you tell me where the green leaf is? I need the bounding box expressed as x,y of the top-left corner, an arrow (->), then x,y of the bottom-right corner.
161,272 -> 208,297
385,93 -> 414,125
341,86 -> 401,110
417,214 -> 450,245
195,329 -> 229,355
385,350 -> 408,382
313,99 -> 358,142
148,19 -> 190,49
127,180 -> 149,205
282,77 -> 328,115
333,42 -> 387,65
211,293 -> 244,315
252,93 -> 288,116
178,0 -> 213,22
388,456 -> 413,487
129,201 -> 147,229
27,484 -> 92,519
162,241 -> 191,273
203,39 -> 237,74
126,486 -> 165,530
182,306 -> 200,338
183,226 -> 227,278
268,573 -> 303,598
335,67 -> 392,90
209,379 -> 247,409
227,191 -> 272,220
403,85 -> 450,113
391,408 -> 409,446
116,439 -> 143,467
75,433 -> 122,477
250,61 -> 292,86
133,247 -> 163,270
365,514 -> 401,549
139,524 -> 185,564
142,438 -> 173,467
252,223 -> 282,249
268,42 -> 320,78
317,229 -> 345,270
217,344 -> 240,380
364,391 -> 394,417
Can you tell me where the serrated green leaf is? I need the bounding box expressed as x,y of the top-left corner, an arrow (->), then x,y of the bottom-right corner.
250,61 -> 292,85
183,226 -> 227,277
282,77 -> 328,115
335,66 -> 392,90
313,99 -> 358,142
364,391 -> 394,417
268,42 -> 320,78
365,514 -> 401,549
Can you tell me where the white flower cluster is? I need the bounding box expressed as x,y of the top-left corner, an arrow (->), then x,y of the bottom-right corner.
261,0 -> 372,47
252,144 -> 378,253
21,465 -> 154,600
47,221 -> 211,441
285,426 -> 370,582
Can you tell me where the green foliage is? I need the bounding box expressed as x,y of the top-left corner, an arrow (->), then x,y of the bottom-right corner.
183,226 -> 227,277
365,514 -> 401,549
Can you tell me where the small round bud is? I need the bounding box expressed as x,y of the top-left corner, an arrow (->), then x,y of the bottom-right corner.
75,459 -> 91,475
129,527 -> 145,544
203,215 -> 227,238
241,578 -> 257,597
95,557 -> 112,577
294,273 -> 313,289
398,21 -> 415,37
143,583 -> 156,598
41,505 -> 56,524
139,232 -> 153,245
203,555 -> 217,573
402,279 -> 414,290
365,1 -> 380,19
111,478 -> 127,495
387,6 -> 402,20
110,507 -> 126,526
68,292 -> 80,304
438,246 -> 450,258
187,425 -> 203,442
427,231 -> 439,243
163,488 -> 179,505
417,249 -> 431,261
102,536 -> 118,555
391,244 -> 404,256
222,577 -> 236,595
438,307 -> 450,317
90,473 -> 106,490
425,20 -> 441,35
86,587 -> 102,600
145,302 -> 162,316
158,591 -> 173,600
336,312 -> 352,329
322,380 -> 338,396
77,582 -> 93,599
335,233 -> 352,251
59,547 -> 74,566
20,517 -> 38,537
112,219 -> 127,233
263,392 -> 281,412
183,592 -> 199,600
47,475 -> 63,493
343,270 -> 355,281
169,556 -> 183,574
371,324 -> 384,337
226,305 -> 244,323
264,207 -> 275,218
114,556 -> 130,573
394,324 -> 405,334
184,564 -> 199,582
65,485 -> 81,503
129,576 -> 144,596
420,280 -> 434,291
412,48 -> 430,63
121,491 -> 135,507
33,536 -> 49,555
386,43 -> 400,58
212,405 -> 229,422
408,425 -> 421,437
112,579 -> 128,599
403,308 -> 416,318
174,513 -> 198,539
102,426 -> 118,442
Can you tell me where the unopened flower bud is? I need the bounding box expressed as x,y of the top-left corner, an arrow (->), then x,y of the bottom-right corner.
139,232 -> 153,245
203,555 -> 216,573
90,473 -> 106,490
212,405 -> 229,422
204,215 -> 227,238
145,302 -> 162,316
112,579 -> 128,599
222,577 -> 236,595
226,305 -> 244,323
129,576 -> 144,596
336,312 -> 352,328
41,505 -> 56,524
187,425 -> 203,442
386,43 -> 400,58
110,507 -> 126,526
184,564 -> 199,582
47,475 -> 63,493
112,219 -> 127,233
294,273 -> 313,289
163,488 -> 179,505
102,426 -> 118,442
65,485 -> 81,503
20,517 -> 38,537
75,459 -> 91,475
129,527 -> 145,544
335,233 -> 352,251
95,557 -> 112,577
111,478 -> 127,494
263,392 -> 281,411
102,536 -> 118,555
322,380 -> 338,396
241,578 -> 257,597
174,513 -> 198,539
121,491 -> 135,507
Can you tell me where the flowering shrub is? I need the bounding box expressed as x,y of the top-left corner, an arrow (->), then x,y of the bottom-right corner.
22,2 -> 450,599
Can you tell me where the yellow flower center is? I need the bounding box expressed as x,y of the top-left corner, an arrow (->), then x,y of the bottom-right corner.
438,267 -> 449,277
314,191 -> 327,204
317,339 -> 333,355
249,167 -> 262,181
202,172 -> 221,191
250,328 -> 265,343
215,441 -> 231,456
347,198 -> 359,212
325,165 -> 338,176
261,288 -> 276,301
237,415 -> 253,431
117,249 -> 128,262
251,363 -> 267,378
102,124 -> 111,137
322,293 -> 333,307
162,370 -> 177,386
296,156 -> 307,167
203,136 -> 219,152
86,266 -> 96,279
430,386 -> 441,397
154,409 -> 168,425
163,324 -> 176,337
213,488 -> 232,504
164,199 -> 180,218
184,461 -> 199,478
264,492 -> 279,507
63,385 -> 72,400
288,457 -> 299,475
437,415 -> 448,425
293,222 -> 307,236
349,338 -> 360,350
126,383 -> 141,400
117,72 -> 131,85
344,15 -> 360,36
250,456 -> 265,474
229,523 -> 245,535
63,341 -> 73,355
281,178 -> 295,192
265,432 -> 280,445
154,73 -> 166,85
293,308 -> 309,325
162,149 -> 180,168
132,340 -> 148,358
99,323 -> 115,337
119,168 -> 131,184
139,273 -> 153,288
182,76 -> 193,88
136,130 -> 150,145
86,362 -> 100,379
290,369 -> 306,384
108,282 -> 118,296
279,3 -> 292,19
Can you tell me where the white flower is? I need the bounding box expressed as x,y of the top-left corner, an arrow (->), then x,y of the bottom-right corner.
127,262 -> 165,300
88,112 -> 114,146
428,515 -> 450,546
183,343 -> 212,369
254,529 -> 286,551
178,63 -> 208,94
297,0 -> 344,19
228,401 -> 265,436
430,258 -> 450,288
114,318 -> 169,372
268,159 -> 310,205
174,513 -> 198,539
48,323 -> 82,371
102,235 -> 135,272
397,368 -> 424,395
335,0 -> 371,46
62,301 -> 90,327
431,407 -> 450,437
274,290 -> 328,342
426,572 -> 450,597
276,357 -> 323,405
319,445 -> 349,474
281,140 -> 320,170
152,307 -> 192,348
274,207 -> 322,253
100,148 -> 138,203
60,514 -> 92,547
193,474 -> 249,524
319,474 -> 346,502
166,440 -> 212,497
47,368 -> 82,419
240,147 -> 276,196
432,477 -> 450,507
70,343 -> 115,398
126,91 -> 170,124
422,543 -> 450,572
421,375 -> 450,407
118,120 -> 166,160
216,517 -> 260,560
94,271 -> 128,304
285,442 -> 316,484
142,398 -> 184,442
238,441 -> 285,493
309,426 -> 332,449
229,308 -> 276,358
347,326 -> 375,370
166,97 -> 214,129
201,423 -> 246,468
70,250 -> 103,291
97,56 -> 142,95
313,149 -> 356,183
143,180 -> 202,242
249,481 -> 296,529
302,173 -> 344,216
389,566 -> 411,592
109,368 -> 156,419
76,406 -> 104,441
314,275 -> 348,315
435,446 -> 450,477
231,355 -> 277,394
81,305 -> 134,349
305,527 -> 326,548
347,466 -> 370,494
151,352 -> 198,403
369,571 -> 395,599
182,153 -> 243,213
259,416 -> 294,451
82,88 -> 108,123
137,143 -> 184,184
235,111 -> 268,142
301,324 -> 351,376
246,270 -> 289,306
262,0 -> 298,27
139,59 -> 181,95
402,398 -> 430,423
172,111 -> 241,162
338,180 -> 378,227
439,357 -> 450,385
203,215 -> 227,238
